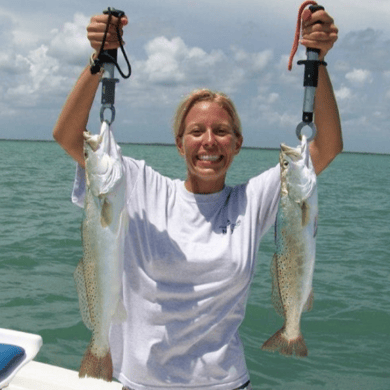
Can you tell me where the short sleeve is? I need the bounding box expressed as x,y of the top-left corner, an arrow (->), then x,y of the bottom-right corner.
71,163 -> 86,208
247,164 -> 281,237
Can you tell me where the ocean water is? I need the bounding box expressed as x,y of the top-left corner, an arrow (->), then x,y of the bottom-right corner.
0,140 -> 389,389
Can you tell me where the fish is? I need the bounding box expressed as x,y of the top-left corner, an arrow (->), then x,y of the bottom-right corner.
261,135 -> 318,357
73,121 -> 128,381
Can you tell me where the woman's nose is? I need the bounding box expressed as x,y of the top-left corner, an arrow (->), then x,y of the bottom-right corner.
203,129 -> 216,147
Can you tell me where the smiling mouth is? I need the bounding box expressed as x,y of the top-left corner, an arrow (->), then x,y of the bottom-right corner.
197,155 -> 223,162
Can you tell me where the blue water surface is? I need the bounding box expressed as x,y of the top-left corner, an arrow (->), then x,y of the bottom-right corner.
0,140 -> 389,389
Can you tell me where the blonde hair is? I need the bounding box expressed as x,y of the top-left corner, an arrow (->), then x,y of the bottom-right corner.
173,89 -> 242,141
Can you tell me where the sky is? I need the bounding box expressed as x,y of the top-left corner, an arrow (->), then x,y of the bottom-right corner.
1,0 -> 389,154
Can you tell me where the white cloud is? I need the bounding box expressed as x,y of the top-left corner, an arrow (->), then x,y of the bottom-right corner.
143,37 -> 187,84
231,46 -> 273,73
48,13 -> 91,65
268,93 -> 279,104
334,61 -> 351,73
0,1 -> 389,153
129,36 -> 274,97
337,29 -> 390,73
253,87 -> 279,106
0,53 -> 29,75
345,69 -> 373,85
0,6 -> 63,50
252,50 -> 273,72
255,108 -> 298,129
0,12 -> 92,114
335,86 -> 352,101
139,36 -> 230,88
5,45 -> 68,107
279,112 -> 299,128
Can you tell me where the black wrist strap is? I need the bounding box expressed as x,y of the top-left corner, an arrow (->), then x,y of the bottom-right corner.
90,8 -> 131,79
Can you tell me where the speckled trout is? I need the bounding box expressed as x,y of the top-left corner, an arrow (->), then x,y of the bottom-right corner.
74,121 -> 127,380
262,135 -> 317,357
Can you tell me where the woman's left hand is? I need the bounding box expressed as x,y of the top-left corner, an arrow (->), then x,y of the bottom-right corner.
300,9 -> 339,60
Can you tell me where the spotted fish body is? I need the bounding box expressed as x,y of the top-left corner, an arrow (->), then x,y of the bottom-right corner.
74,121 -> 127,381
262,135 -> 317,357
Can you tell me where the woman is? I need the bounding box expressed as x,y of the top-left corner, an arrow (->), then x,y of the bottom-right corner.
53,9 -> 341,390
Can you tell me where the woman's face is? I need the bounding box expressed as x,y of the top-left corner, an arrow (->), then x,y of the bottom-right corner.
176,101 -> 242,194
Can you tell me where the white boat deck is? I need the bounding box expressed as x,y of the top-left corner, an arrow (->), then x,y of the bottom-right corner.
0,328 -> 123,390
8,360 -> 123,390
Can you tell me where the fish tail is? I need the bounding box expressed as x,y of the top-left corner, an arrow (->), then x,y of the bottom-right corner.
261,327 -> 308,357
79,344 -> 113,381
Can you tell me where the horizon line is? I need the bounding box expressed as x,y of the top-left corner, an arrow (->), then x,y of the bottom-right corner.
0,138 -> 388,156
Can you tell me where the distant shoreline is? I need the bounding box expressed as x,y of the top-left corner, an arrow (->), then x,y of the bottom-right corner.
0,138 -> 388,156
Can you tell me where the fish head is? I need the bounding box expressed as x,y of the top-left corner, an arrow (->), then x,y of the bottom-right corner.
83,131 -> 110,175
280,135 -> 316,203
83,129 -> 112,197
83,123 -> 123,197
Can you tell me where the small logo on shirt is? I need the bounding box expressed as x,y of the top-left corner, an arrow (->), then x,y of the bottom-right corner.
219,219 -> 241,234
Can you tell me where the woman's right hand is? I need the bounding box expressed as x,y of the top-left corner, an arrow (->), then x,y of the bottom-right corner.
87,14 -> 128,53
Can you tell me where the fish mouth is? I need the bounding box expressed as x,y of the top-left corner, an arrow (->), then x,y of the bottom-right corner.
280,137 -> 310,168
83,132 -> 102,152
280,143 -> 301,161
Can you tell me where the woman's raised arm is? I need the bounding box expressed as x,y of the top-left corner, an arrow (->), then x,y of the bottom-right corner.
299,8 -> 343,175
52,14 -> 128,168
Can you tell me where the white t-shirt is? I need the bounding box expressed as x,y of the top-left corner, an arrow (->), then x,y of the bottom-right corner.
72,156 -> 280,390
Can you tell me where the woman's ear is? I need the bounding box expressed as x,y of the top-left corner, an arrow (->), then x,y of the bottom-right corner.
176,136 -> 185,156
234,135 -> 243,155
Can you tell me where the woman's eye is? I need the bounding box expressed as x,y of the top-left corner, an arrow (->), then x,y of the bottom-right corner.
190,129 -> 202,136
215,128 -> 229,135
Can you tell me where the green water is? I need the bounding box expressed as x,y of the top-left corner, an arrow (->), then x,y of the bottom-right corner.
0,140 -> 389,389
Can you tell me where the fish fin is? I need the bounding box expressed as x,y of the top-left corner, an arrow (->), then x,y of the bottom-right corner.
79,344 -> 113,381
73,259 -> 94,330
100,198 -> 113,227
270,253 -> 285,318
112,299 -> 127,324
301,201 -> 310,227
261,327 -> 308,357
303,289 -> 314,312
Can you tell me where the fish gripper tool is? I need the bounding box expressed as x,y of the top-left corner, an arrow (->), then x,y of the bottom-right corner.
295,4 -> 327,142
91,7 -> 132,125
